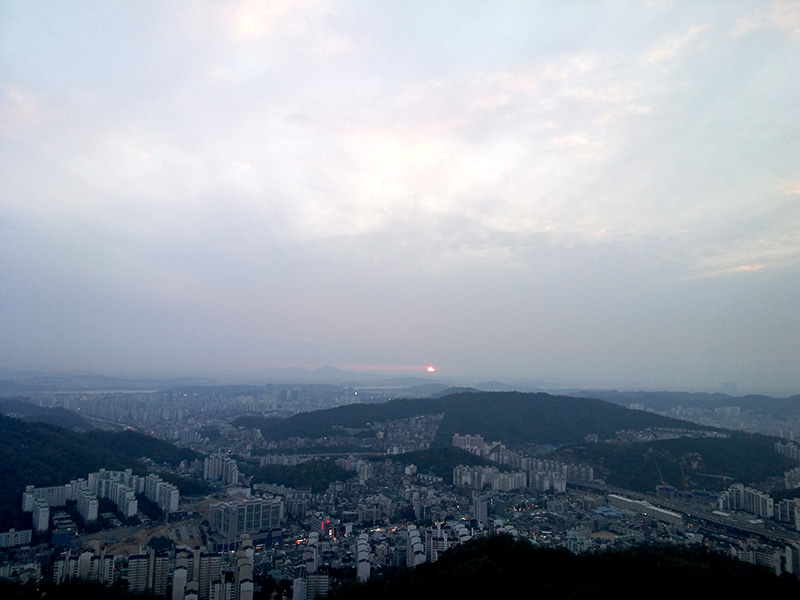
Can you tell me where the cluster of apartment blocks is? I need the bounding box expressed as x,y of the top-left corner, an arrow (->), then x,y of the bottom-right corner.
293,531 -> 331,600
776,442 -> 800,489
203,454 -> 240,485
42,496 -> 280,598
718,483 -> 775,519
404,521 -> 463,567
733,543 -> 800,577
21,468 -> 179,531
291,520 -> 472,599
715,482 -> 800,531
52,541 -> 256,600
452,433 -> 594,493
452,460 -> 594,493
776,441 -> 800,461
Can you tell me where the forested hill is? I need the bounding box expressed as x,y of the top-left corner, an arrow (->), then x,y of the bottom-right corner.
233,391 -> 709,447
0,397 -> 95,431
429,392 -> 708,446
0,415 -> 201,529
329,533 -> 800,600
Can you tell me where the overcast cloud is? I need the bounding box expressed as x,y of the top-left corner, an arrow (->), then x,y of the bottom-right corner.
1,1 -> 798,394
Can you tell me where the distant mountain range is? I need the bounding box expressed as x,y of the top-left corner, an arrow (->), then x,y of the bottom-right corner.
0,372 -> 217,392
579,390 -> 800,419
2,368 -> 797,399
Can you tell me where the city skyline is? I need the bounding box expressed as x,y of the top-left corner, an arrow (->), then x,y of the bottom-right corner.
1,1 -> 799,395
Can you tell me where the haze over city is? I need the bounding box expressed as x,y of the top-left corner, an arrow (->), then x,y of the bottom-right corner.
2,1 -> 799,394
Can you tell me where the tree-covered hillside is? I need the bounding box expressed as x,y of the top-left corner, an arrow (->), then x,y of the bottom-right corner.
233,392 -> 706,447
0,415 -> 202,529
428,392 -> 708,446
373,446 -> 498,479
329,533 -> 800,600
558,431 -> 797,492
245,459 -> 351,493
0,397 -> 95,431
82,430 -> 201,465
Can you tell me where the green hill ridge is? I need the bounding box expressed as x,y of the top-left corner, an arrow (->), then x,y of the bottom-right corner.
234,391 -> 708,447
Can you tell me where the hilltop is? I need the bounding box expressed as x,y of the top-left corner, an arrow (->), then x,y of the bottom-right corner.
233,391 -> 708,448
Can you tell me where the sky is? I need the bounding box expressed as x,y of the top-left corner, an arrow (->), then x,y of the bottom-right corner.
1,1 -> 799,395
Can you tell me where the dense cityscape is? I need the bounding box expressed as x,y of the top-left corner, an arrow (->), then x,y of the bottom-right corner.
2,1 -> 798,598
3,380 -> 800,598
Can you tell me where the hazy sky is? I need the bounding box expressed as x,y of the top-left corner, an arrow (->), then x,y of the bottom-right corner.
1,1 -> 799,394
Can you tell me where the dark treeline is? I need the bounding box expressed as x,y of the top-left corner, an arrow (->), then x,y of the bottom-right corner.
0,579 -> 162,600
329,533 -> 800,600
246,459 -> 351,493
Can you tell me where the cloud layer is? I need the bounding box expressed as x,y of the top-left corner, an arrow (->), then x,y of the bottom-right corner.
1,1 -> 799,393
